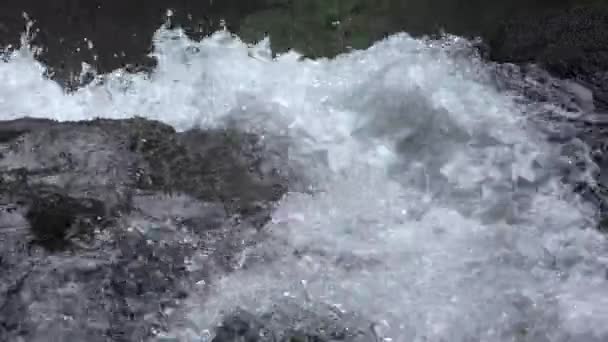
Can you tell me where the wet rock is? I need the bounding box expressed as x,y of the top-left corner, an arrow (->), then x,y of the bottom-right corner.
489,4 -> 608,112
127,123 -> 288,226
213,304 -> 376,342
213,311 -> 273,342
26,192 -> 106,251
0,117 -> 289,341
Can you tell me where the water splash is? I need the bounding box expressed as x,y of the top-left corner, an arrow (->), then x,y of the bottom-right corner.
1,21 -> 607,342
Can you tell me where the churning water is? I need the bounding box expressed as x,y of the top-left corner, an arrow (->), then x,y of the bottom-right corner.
1,19 -> 608,342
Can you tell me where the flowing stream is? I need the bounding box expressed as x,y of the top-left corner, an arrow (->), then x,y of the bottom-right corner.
1,19 -> 608,342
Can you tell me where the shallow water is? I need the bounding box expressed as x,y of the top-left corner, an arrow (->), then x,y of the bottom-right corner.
1,21 -> 608,342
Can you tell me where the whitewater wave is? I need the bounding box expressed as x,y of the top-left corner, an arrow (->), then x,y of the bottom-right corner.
1,21 -> 607,342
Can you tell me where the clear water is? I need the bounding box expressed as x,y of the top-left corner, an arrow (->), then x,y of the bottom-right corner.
1,21 -> 608,342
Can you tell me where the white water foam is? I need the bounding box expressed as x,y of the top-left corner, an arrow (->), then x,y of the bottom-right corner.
2,23 -> 608,341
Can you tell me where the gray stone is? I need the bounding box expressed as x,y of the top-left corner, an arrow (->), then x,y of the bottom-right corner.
0,117 -> 289,341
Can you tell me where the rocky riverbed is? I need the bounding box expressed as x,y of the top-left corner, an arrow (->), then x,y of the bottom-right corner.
0,117 -> 289,340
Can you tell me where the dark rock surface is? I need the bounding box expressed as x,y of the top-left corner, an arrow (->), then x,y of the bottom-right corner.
212,305 -> 376,342
488,4 -> 608,112
0,117 -> 290,341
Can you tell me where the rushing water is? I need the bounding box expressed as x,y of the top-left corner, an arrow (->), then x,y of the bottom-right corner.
2,19 -> 608,342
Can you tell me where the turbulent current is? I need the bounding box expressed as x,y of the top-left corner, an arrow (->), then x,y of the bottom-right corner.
2,22 -> 608,342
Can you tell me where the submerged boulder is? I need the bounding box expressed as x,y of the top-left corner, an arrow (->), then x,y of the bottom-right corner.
0,117 -> 289,341
212,303 -> 377,342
